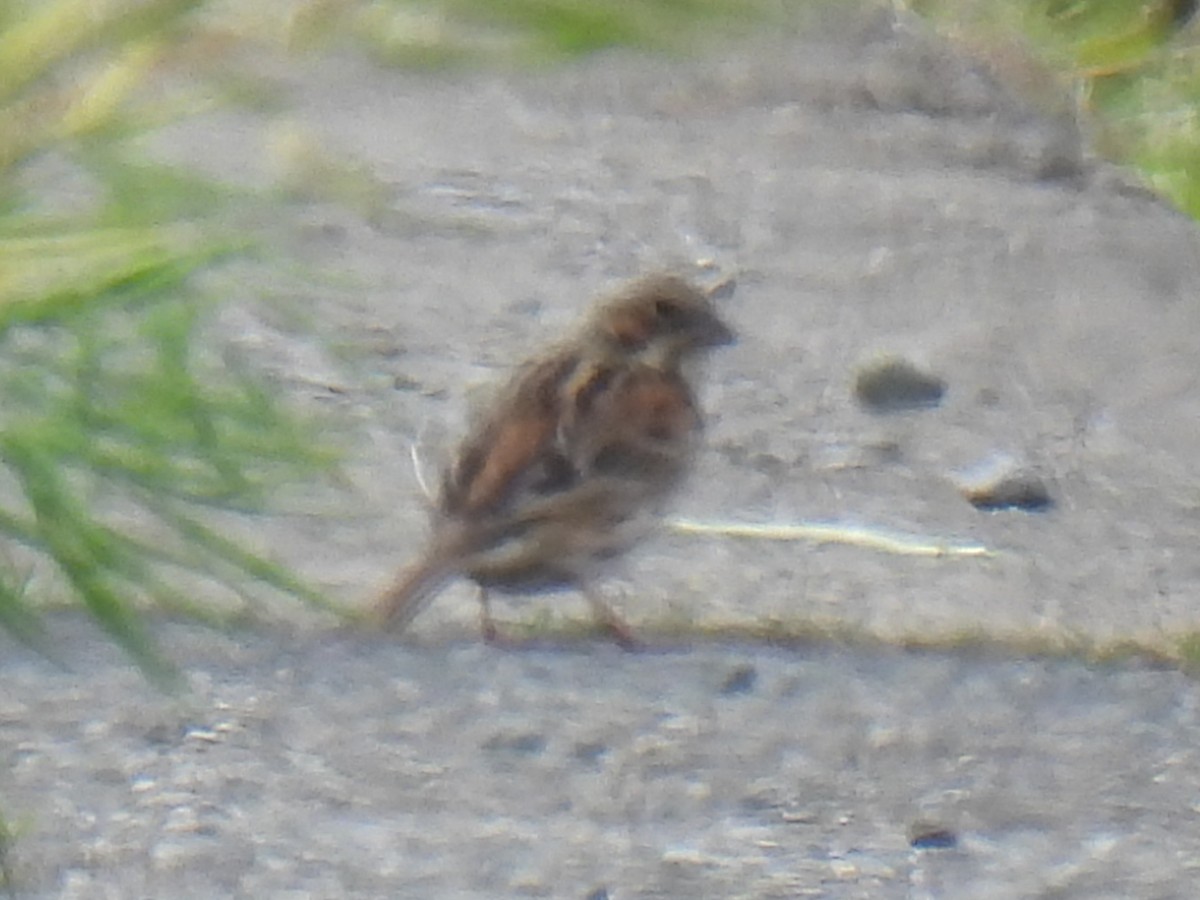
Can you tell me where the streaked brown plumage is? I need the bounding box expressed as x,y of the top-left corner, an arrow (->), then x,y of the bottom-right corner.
371,273 -> 734,645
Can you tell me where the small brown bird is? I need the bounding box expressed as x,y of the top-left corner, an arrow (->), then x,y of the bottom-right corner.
371,273 -> 734,646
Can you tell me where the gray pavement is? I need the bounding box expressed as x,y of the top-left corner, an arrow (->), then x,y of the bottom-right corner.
5,619 -> 1200,898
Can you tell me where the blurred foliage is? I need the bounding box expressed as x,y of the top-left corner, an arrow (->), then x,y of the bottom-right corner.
275,0 -> 781,66
0,0 -> 337,686
906,0 -> 1200,217
1180,632 -> 1200,675
0,802 -> 23,899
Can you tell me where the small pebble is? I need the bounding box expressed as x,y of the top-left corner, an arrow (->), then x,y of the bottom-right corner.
719,664 -> 758,695
572,740 -> 609,763
963,471 -> 1052,511
908,821 -> 959,849
854,357 -> 946,412
482,730 -> 547,756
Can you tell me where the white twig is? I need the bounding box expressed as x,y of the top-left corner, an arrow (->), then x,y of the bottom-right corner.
668,518 -> 993,558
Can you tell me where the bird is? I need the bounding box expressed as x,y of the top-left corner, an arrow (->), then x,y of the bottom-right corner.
370,272 -> 735,646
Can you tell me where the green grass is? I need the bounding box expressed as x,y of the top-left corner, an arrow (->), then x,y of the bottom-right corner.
0,801 -> 28,900
274,0 -> 786,66
0,814 -> 13,900
0,0 -> 339,686
908,0 -> 1200,217
1178,631 -> 1200,674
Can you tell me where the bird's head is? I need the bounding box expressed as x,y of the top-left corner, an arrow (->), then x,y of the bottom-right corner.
586,274 -> 734,367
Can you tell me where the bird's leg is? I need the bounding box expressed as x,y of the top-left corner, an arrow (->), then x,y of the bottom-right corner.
477,586 -> 501,643
582,583 -> 640,650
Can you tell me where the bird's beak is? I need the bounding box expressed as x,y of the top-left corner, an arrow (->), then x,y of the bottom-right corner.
701,315 -> 735,347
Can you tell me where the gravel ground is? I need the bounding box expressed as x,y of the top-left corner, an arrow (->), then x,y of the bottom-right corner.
5,618 -> 1200,899
5,4 -> 1200,897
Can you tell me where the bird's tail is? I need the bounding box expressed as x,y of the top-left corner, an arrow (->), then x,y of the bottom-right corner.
370,550 -> 457,633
